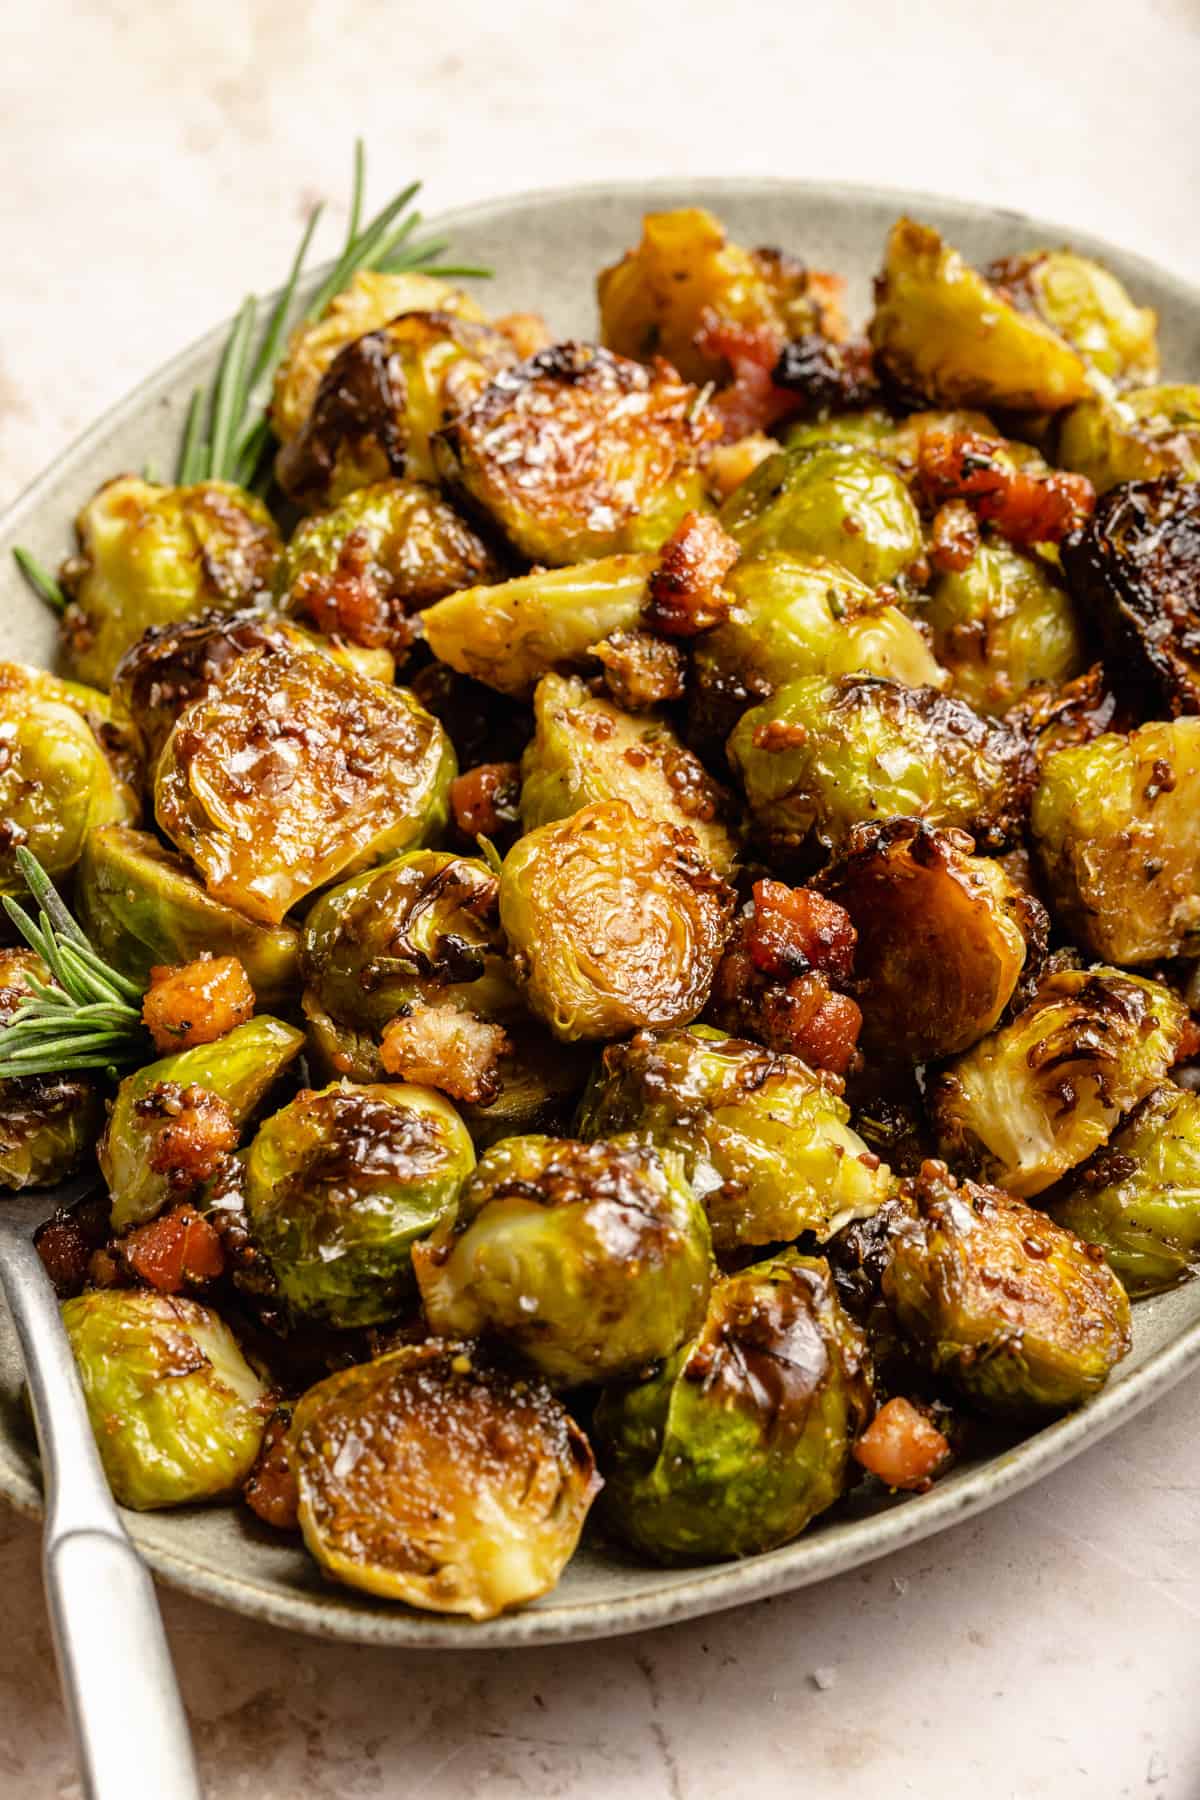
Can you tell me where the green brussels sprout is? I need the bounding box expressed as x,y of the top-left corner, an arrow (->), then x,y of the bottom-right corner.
1049,1086 -> 1200,1295
275,310 -> 518,508
0,659 -> 139,777
62,1289 -> 269,1509
1031,718 -> 1200,964
884,1162 -> 1131,1414
155,641 -> 453,925
59,476 -> 281,689
577,1025 -> 889,1251
434,342 -> 713,565
0,951 -> 102,1190
77,826 -> 300,1010
929,967 -> 1186,1197
499,799 -> 734,1042
456,1026 -> 595,1151
985,250 -> 1159,387
414,1133 -> 712,1386
244,1080 -> 475,1327
718,445 -> 923,585
594,1252 -> 871,1563
926,534 -> 1084,716
0,687 -> 136,895
819,819 -> 1041,1061
288,1342 -> 599,1617
1056,384 -> 1200,491
729,675 -> 1029,853
783,409 -> 904,457
868,219 -> 1088,412
101,1015 -> 305,1232
519,673 -> 738,875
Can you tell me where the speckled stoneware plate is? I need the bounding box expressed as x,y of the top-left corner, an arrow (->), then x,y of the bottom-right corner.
3,179 -> 1200,1648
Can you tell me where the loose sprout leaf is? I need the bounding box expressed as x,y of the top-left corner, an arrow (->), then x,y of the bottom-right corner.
12,546 -> 67,613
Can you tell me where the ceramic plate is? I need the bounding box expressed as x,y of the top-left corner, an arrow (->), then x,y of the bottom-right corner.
3,179 -> 1199,1648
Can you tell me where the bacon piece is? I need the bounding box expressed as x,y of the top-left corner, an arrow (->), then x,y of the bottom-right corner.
928,499 -> 981,573
380,1001 -> 509,1105
243,1412 -> 300,1532
746,879 -> 857,981
139,1081 -> 239,1192
142,955 -> 255,1054
645,512 -> 740,637
916,428 -> 1094,548
853,1396 -> 950,1491
449,761 -> 521,841
121,1204 -> 226,1293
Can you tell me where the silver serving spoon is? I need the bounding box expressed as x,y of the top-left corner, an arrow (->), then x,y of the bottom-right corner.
0,1180 -> 202,1799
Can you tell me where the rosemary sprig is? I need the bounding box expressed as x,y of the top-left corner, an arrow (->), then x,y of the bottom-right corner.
1,849 -> 146,1079
12,547 -> 68,614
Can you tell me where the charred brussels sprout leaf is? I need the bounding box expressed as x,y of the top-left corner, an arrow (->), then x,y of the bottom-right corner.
434,342 -> 715,565
62,1290 -> 268,1509
719,445 -> 922,585
414,1134 -> 712,1386
1056,384 -> 1200,492
155,642 -> 453,925
594,1252 -> 871,1563
577,1025 -> 889,1251
0,950 -> 102,1190
929,967 -> 1186,1197
884,1163 -> 1131,1413
1031,718 -> 1200,963
868,220 -> 1088,412
1050,1086 -> 1200,1295
985,250 -> 1159,387
0,690 -> 135,894
499,799 -> 734,1041
926,535 -> 1084,716
59,476 -> 281,689
244,1081 -> 475,1327
288,1342 -> 599,1618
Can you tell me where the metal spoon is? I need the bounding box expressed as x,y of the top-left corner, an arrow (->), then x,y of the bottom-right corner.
0,1180 -> 202,1799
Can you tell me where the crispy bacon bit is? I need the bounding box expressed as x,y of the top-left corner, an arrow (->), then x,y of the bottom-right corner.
704,432 -> 778,502
646,512 -> 740,637
243,1412 -> 300,1532
34,1194 -> 112,1300
138,1081 -> 239,1192
771,333 -> 877,418
592,629 -> 686,711
289,530 -> 416,658
120,1204 -> 226,1293
928,499 -> 981,573
142,955 -> 255,1054
380,1001 -> 510,1105
853,1397 -> 950,1491
1175,1017 -> 1200,1065
495,312 -> 553,359
696,317 -> 797,440
747,880 -> 858,981
449,760 -> 521,841
916,428 -> 1095,548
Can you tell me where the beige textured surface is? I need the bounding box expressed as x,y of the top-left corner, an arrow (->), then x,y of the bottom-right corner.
3,0 -> 1200,1792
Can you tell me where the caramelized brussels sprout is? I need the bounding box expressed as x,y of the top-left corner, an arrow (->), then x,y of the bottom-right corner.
0,688 -> 135,893
0,660 -> 139,783
719,445 -> 922,585
77,826 -> 300,1010
244,1081 -> 474,1327
422,555 -> 654,700
884,1162 -> 1131,1413
520,673 -> 737,874
929,967 -> 1186,1197
414,1134 -> 712,1385
577,1025 -> 889,1251
288,1342 -> 599,1618
594,1252 -> 871,1563
434,342 -> 714,564
1031,718 -> 1200,963
456,1027 -> 595,1152
729,675 -> 1029,853
1060,478 -> 1200,717
1050,1086 -> 1200,1295
59,476 -> 281,688
62,1289 -> 268,1509
985,250 -> 1159,387
101,1015 -> 305,1232
155,642 -> 453,925
276,310 -> 518,508
868,220 -> 1088,411
926,535 -> 1084,716
1056,384 -> 1200,491
0,951 -> 101,1190
820,819 -> 1040,1060
499,800 -> 734,1041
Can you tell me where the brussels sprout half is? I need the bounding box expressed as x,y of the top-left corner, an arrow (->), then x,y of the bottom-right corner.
926,534 -> 1084,717
986,250 -> 1159,387
719,444 -> 923,585
1056,384 -> 1200,492
0,689 -> 135,895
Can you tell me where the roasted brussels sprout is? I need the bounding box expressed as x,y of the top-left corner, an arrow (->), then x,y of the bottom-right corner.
433,343 -> 715,564
62,1289 -> 268,1509
884,1161 -> 1131,1413
1050,1086 -> 1200,1295
929,967 -> 1186,1197
819,820 -> 1041,1060
456,1026 -> 595,1152
276,310 -> 518,508
577,1025 -> 889,1251
59,476 -> 281,688
288,1341 -> 599,1618
0,688 -> 135,894
101,1015 -> 305,1232
1056,384 -> 1200,491
414,1134 -> 712,1385
719,445 -> 922,585
0,951 -> 101,1190
499,800 -> 734,1041
926,535 -> 1084,716
155,642 -> 453,925
729,675 -> 1029,853
868,220 -> 1088,412
594,1252 -> 871,1562
244,1080 -> 475,1327
1031,717 -> 1200,963
1060,478 -> 1200,717
77,826 -> 301,1010
519,673 -> 738,874
985,250 -> 1159,387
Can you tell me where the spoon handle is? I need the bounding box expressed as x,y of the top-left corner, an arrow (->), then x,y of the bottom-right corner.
0,1229 -> 202,1800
